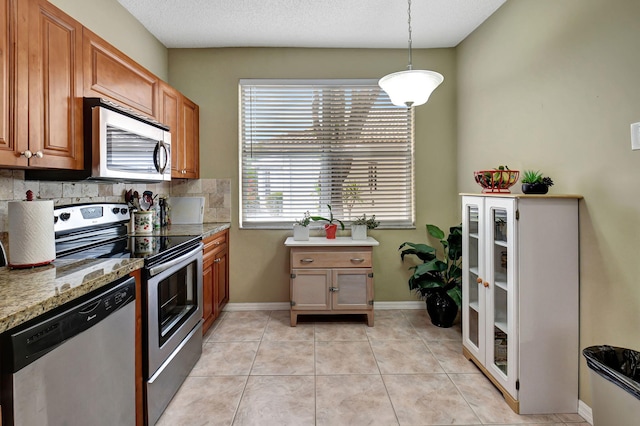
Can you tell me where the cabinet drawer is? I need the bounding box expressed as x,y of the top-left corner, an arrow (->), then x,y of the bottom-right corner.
203,231 -> 227,253
291,250 -> 372,268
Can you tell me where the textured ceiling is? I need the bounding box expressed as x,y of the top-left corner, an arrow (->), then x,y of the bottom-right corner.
116,0 -> 506,49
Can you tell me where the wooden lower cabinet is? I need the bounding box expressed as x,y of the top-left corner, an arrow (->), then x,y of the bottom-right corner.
202,229 -> 229,333
286,237 -> 379,326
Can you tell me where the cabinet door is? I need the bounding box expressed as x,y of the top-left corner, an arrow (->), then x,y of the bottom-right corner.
484,197 -> 518,398
213,246 -> 228,316
179,96 -> 199,178
0,0 -> 11,162
202,250 -> 215,333
462,196 -> 486,364
83,28 -> 158,118
331,268 -> 372,310
158,82 -> 181,176
291,269 -> 331,310
25,0 -> 83,169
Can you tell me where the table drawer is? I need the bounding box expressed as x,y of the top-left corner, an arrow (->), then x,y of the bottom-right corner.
291,250 -> 372,268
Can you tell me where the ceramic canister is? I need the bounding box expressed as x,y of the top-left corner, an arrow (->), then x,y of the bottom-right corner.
134,211 -> 154,235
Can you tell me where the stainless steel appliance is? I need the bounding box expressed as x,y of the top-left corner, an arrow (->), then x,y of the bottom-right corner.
28,99 -> 172,183
1,275 -> 136,426
145,242 -> 203,425
86,98 -> 171,182
41,203 -> 201,425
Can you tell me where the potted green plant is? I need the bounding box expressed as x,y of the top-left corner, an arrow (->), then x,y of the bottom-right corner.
351,214 -> 380,240
399,223 -> 462,328
311,205 -> 345,239
521,170 -> 554,194
293,211 -> 311,241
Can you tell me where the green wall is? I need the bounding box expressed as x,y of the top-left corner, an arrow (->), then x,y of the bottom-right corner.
168,47 -> 459,304
457,0 -> 640,406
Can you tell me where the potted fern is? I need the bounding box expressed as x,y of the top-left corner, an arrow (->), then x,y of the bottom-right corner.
399,223 -> 462,328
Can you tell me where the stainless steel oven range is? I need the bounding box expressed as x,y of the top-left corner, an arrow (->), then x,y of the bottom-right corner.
53,202 -> 203,425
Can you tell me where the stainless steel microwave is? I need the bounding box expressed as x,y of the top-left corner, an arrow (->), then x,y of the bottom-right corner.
87,98 -> 171,182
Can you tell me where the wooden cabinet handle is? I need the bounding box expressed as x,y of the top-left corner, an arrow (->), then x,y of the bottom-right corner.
300,258 -> 314,263
350,258 -> 365,263
476,277 -> 483,284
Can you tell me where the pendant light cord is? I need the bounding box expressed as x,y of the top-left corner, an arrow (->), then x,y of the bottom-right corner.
407,0 -> 413,70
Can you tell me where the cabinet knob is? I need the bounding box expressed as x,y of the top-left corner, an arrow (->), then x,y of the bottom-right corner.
484,281 -> 490,288
214,258 -> 221,263
329,287 -> 339,292
476,277 -> 483,284
300,258 -> 314,263
34,151 -> 44,158
20,150 -> 33,158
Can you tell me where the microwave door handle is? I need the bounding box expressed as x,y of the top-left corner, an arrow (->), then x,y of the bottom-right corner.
154,142 -> 169,174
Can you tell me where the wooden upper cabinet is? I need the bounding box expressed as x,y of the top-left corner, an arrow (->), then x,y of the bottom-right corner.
159,81 -> 199,179
0,0 -> 83,169
83,27 -> 158,119
180,96 -> 199,179
0,0 -> 9,160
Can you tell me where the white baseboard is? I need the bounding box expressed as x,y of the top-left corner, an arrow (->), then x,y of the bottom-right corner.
372,301 -> 424,310
578,399 -> 593,425
223,301 -> 425,312
224,302 -> 290,311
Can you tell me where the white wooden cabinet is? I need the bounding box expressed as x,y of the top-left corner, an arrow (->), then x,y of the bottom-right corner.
285,237 -> 378,326
461,194 -> 581,414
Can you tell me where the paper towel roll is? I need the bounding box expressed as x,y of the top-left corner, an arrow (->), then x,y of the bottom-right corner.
8,200 -> 56,268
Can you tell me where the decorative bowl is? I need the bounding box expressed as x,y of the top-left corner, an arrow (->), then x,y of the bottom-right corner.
474,170 -> 520,193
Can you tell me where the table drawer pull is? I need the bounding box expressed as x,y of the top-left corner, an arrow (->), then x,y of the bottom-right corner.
300,258 -> 314,263
350,258 -> 365,263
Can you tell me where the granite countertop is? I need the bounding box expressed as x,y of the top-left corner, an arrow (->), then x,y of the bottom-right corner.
0,222 -> 230,334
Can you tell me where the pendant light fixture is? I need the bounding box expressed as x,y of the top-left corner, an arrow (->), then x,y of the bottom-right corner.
379,0 -> 444,107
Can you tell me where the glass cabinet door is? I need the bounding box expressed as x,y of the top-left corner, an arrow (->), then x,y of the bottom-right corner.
462,197 -> 485,364
485,197 -> 517,397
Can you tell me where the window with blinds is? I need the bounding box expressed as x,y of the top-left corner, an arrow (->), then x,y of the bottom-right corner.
239,79 -> 415,229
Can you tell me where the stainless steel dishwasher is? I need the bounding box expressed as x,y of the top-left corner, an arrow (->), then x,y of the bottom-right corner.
2,275 -> 136,426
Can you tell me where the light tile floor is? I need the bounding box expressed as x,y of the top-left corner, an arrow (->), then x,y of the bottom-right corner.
157,309 -> 589,426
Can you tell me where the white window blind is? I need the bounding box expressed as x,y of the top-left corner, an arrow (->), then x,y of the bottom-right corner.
239,79 -> 414,229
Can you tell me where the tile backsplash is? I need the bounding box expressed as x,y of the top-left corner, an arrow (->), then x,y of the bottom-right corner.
0,169 -> 231,235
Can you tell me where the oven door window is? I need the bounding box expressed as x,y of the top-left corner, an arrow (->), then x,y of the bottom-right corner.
157,259 -> 198,346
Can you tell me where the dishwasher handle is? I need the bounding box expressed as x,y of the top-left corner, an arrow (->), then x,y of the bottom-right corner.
7,275 -> 136,372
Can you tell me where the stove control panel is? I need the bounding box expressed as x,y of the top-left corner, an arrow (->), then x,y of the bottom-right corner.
54,203 -> 131,234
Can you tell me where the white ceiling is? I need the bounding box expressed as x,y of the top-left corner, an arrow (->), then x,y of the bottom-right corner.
116,0 -> 506,49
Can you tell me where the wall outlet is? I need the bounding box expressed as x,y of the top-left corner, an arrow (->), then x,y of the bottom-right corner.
632,122 -> 640,150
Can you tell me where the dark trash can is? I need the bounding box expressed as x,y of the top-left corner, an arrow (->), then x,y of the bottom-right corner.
583,345 -> 640,426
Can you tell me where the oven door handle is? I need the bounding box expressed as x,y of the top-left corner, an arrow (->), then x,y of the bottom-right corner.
148,243 -> 203,277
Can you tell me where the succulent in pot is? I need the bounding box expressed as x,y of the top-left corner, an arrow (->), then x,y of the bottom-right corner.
521,170 -> 554,194
293,211 -> 311,241
350,214 -> 379,240
311,205 -> 345,239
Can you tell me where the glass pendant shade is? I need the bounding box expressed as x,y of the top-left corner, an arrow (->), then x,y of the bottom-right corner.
379,69 -> 444,107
